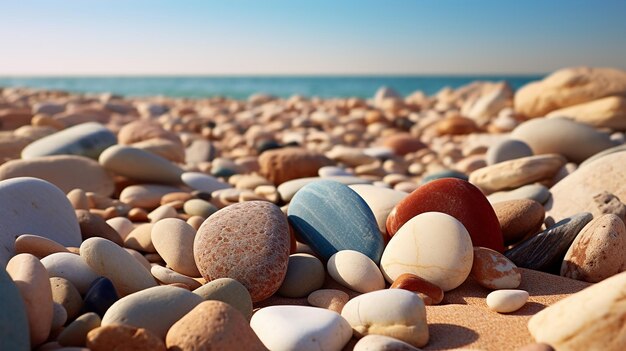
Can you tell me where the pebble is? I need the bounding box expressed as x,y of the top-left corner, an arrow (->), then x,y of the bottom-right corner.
124,248 -> 152,272
146,204 -> 177,222
75,209 -> 123,245
14,233 -> 70,258
288,180 -> 384,263
124,223 -> 156,252
561,214 -> 626,282
131,138 -> 185,163
307,289 -> 350,313
471,247 -> 521,289
0,177 -> 82,266
486,139 -> 533,165
259,147 -> 332,185
166,301 -> 267,351
151,218 -> 200,277
80,237 -> 157,296
486,289 -> 529,313
516,343 -> 555,351
58,312 -> 101,347
341,289 -> 429,348
387,178 -> 504,252
81,277 -> 118,317
194,201 -> 290,302
50,277 -> 83,320
493,199 -> 545,244
319,166 -> 352,177
421,169 -> 469,184
21,122 -> 117,159
101,285 -> 202,339
390,273 -> 444,305
99,144 -> 183,184
353,334 -> 422,351
382,133 -> 426,156
51,302 -> 68,331
117,120 -> 180,145
278,253 -> 325,298
183,198 -> 217,218
251,305 -> 352,351
327,250 -> 385,293
277,176 -> 371,202
105,217 -> 134,240
41,252 -> 99,293
6,253 -> 53,346
349,184 -> 408,236
181,171 -> 231,193
86,325 -> 166,351
488,183 -> 551,205
381,212 -> 474,291
193,277 -> 253,320
119,184 -> 182,209
150,265 -> 201,289
0,266 -> 29,351
590,191 -> 626,220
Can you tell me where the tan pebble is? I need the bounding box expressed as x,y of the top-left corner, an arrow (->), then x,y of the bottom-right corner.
86,192 -> 115,209
486,289 -> 529,313
67,189 -> 89,210
147,204 -> 177,223
307,289 -> 350,313
327,250 -> 385,293
66,247 -> 80,254
76,209 -> 123,245
471,247 -> 522,289
120,184 -> 182,210
151,265 -> 201,289
353,334 -> 421,351
144,253 -> 163,263
15,234 -> 70,258
124,223 -> 156,252
186,215 -> 205,230
57,312 -> 101,347
127,207 -> 149,222
51,302 -> 67,332
105,217 -> 134,240
160,191 -> 193,205
87,325 -> 166,351
254,184 -> 280,203
493,199 -> 545,244
168,283 -> 191,290
151,218 -> 199,277
50,277 -> 83,320
124,248 -> 152,272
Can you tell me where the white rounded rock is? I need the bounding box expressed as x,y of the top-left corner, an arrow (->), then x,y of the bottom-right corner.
105,217 -> 134,240
250,305 -> 352,351
41,252 -> 99,294
349,184 -> 407,235
181,172 -> 231,193
380,212 -> 474,291
327,250 -> 385,293
486,289 -> 529,313
151,218 -> 199,277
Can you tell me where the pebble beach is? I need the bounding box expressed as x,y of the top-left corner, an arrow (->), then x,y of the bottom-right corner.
2,65 -> 626,350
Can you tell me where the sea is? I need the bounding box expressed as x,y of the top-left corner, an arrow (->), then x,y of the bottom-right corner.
0,75 -> 543,100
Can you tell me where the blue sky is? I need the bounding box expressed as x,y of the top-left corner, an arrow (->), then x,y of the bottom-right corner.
1,0 -> 625,75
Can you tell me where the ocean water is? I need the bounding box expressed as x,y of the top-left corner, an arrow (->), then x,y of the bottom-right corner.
0,75 -> 543,100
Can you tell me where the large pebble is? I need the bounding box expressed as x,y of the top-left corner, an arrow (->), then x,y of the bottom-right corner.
0,177 -> 82,266
193,277 -> 253,320
493,199 -> 545,244
150,265 -> 201,289
349,184 -> 408,235
194,201 -> 290,302
251,305 -> 352,351
102,285 -> 202,339
99,144 -> 183,184
50,277 -> 83,320
258,148 -> 332,185
288,180 -> 384,263
181,171 -> 230,193
0,266 -> 29,350
277,176 -> 371,202
41,252 -> 99,293
353,335 -> 422,351
124,223 -> 155,252
58,312 -> 101,347
471,247 -> 521,289
561,214 -> 626,282
381,212 -> 473,291
15,234 -> 70,258
486,139 -> 533,165
278,253 -> 325,298
87,325 -> 165,351
76,210 -> 123,245
328,250 -> 385,293
119,184 -> 181,209
21,122 -> 116,159
166,301 -> 267,351
341,289 -> 429,347
80,237 -> 157,296
386,178 -> 504,252
151,218 -> 199,277
486,289 -> 529,313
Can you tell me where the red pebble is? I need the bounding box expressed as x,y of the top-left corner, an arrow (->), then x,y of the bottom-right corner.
386,178 -> 505,252
390,273 -> 444,305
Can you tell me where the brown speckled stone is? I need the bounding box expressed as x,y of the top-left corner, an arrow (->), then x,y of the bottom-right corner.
193,201 -> 290,302
493,199 -> 545,245
87,324 -> 166,351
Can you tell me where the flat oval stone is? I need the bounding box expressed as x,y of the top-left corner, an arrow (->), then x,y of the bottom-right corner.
561,214 -> 626,282
0,177 -> 82,266
0,155 -> 115,195
486,289 -> 529,313
278,176 -> 371,202
327,250 -> 385,293
353,335 -> 421,351
493,199 -> 545,245
307,289 -> 350,314
124,223 -> 155,253
183,198 -> 217,218
193,277 -> 253,320
166,301 -> 267,351
50,277 -> 83,320
6,253 -> 53,346
150,265 -> 201,289
105,217 -> 134,240
0,266 -> 29,351
87,325 -> 166,351
486,139 -> 534,165
81,277 -> 118,317
58,312 -> 101,347
181,172 -> 231,193
390,273 -> 444,305
386,178 -> 504,252
99,144 -> 183,184
349,184 -> 408,236
15,234 -> 70,258
80,237 -> 157,296
21,122 -> 116,160
488,183 -> 551,205
251,305 -> 352,351
288,180 -> 384,263
278,253 -> 325,298
194,201 -> 290,302
102,285 -> 202,339
471,247 -> 521,289
41,252 -> 100,294
381,212 -> 474,291
421,170 -> 468,184
341,289 -> 429,348
119,184 -> 182,209
151,218 -> 200,277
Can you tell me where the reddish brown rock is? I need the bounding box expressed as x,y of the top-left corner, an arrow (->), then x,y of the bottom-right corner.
390,273 -> 444,305
0,108 -> 32,130
87,324 -> 166,351
258,148 -> 332,185
193,201 -> 290,302
436,116 -> 480,135
471,247 -> 522,289
382,133 -> 426,156
493,199 -> 545,245
386,178 -> 505,252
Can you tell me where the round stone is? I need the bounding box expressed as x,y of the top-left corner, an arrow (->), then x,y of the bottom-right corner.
390,273 -> 444,305
471,247 -> 522,289
50,277 -> 83,320
278,253 -> 325,298
87,325 -> 166,351
486,289 -> 529,313
493,199 -> 545,245
82,277 -> 119,317
327,250 -> 385,293
307,289 -> 350,314
193,277 -> 253,320
41,252 -> 99,294
151,218 -> 200,277
183,198 -> 217,218
486,139 -> 533,165
181,172 -> 231,193
99,144 -> 183,184
21,122 -> 116,160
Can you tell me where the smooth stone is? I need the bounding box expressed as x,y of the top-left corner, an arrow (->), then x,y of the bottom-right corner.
341,289 -> 429,347
15,234 -> 70,258
146,204 -> 177,222
505,213 -> 593,272
278,176 -> 371,202
486,139 -> 534,165
510,118 -> 616,163
51,302 -> 68,331
278,253 -> 325,298
21,122 -> 116,159
183,198 -> 217,218
528,270 -> 626,350
124,248 -> 152,272
251,305 -> 352,351
327,250 -> 385,293
326,145 -> 378,166
547,95 -> 626,130
185,139 -> 217,164
288,180 -> 384,263
41,252 -> 99,294
117,120 -> 179,145
150,265 -> 201,289
87,325 -> 166,351
488,184 -> 551,205
471,247 -> 522,289
579,143 -> 626,168
307,289 -> 350,313
193,277 -> 253,320
353,335 -> 422,351
105,217 -> 134,241
349,184 -> 408,235
99,145 -> 183,184
151,218 -> 199,277
319,166 -> 352,177
50,277 -> 83,320
494,199 -> 545,244
486,289 -> 529,313
561,214 -> 626,282
81,277 -> 118,317
101,285 -> 202,339
390,273 -> 444,305
386,178 -> 504,252
258,148 -> 332,185
0,266 -> 29,350
166,301 -> 267,351
0,155 -> 115,195
194,201 -> 290,302
515,343 -> 556,351
381,212 -> 474,291
6,253 -> 53,346
421,170 -> 468,184
382,134 -> 426,156
80,237 -> 157,296
181,172 -> 230,193
124,223 -> 155,253
75,210 -> 123,245
0,177 -> 82,266
58,312 -> 101,347
67,188 -> 89,210
131,138 -> 185,163
119,184 -> 182,209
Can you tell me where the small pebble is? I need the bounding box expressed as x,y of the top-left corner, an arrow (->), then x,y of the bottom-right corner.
486,289 -> 529,313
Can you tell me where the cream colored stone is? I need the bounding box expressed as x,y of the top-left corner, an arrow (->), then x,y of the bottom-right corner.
150,265 -> 201,289
547,96 -> 626,130
486,289 -> 529,313
327,250 -> 385,293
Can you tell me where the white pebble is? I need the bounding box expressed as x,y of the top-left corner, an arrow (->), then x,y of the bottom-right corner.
486,289 -> 529,313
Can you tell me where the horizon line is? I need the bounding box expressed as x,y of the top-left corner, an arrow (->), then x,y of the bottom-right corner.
0,72 -> 548,78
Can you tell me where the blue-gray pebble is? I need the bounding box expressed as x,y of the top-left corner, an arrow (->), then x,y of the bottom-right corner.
0,267 -> 29,351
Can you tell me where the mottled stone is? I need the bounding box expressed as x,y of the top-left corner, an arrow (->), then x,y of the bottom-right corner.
307,289 -> 350,313
471,247 -> 522,289
390,273 -> 444,305
259,148 -> 332,185
493,199 -> 545,244
87,325 -> 166,351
